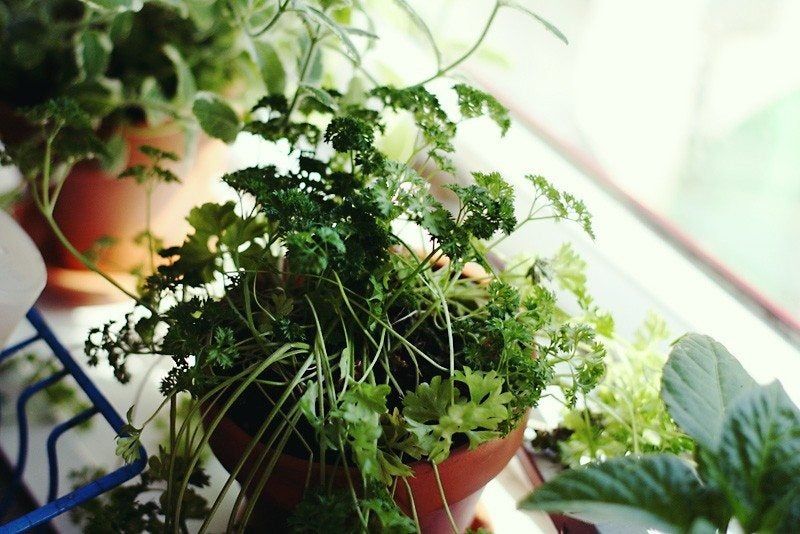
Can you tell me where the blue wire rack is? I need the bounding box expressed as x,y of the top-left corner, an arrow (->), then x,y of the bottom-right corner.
0,309 -> 146,532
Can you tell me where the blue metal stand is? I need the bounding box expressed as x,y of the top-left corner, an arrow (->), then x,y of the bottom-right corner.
0,309 -> 146,532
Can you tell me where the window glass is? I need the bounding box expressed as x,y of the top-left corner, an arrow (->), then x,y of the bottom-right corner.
414,0 -> 800,328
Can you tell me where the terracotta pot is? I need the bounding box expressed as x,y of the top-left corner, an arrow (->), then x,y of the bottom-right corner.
16,122 -> 227,303
517,443 -> 598,534
207,412 -> 525,533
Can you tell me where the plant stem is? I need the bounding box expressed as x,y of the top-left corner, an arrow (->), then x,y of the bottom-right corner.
414,1 -> 501,86
432,462 -> 458,533
285,28 -> 320,122
400,477 -> 422,534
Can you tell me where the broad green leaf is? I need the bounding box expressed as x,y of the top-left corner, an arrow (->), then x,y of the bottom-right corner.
710,382 -> 800,532
67,77 -> 123,118
254,41 -> 286,95
163,45 -> 197,109
99,133 -> 127,172
661,334 -> 758,449
139,77 -> 170,126
108,11 -> 134,42
299,84 -> 339,111
499,1 -> 568,44
521,454 -> 711,532
192,93 -> 241,143
76,31 -> 112,80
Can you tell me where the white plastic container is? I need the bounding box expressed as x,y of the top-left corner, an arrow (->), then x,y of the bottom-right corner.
0,210 -> 46,347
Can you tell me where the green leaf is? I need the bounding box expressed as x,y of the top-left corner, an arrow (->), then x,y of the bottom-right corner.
521,454 -> 711,532
709,381 -> 800,532
162,45 -> 196,109
661,334 -> 758,450
301,5 -> 361,62
335,383 -> 390,480
76,31 -> 112,80
254,41 -> 286,95
99,132 -> 127,172
81,0 -> 144,12
139,77 -> 170,126
300,84 -> 339,112
499,2 -> 568,44
402,375 -> 453,424
403,369 -> 513,463
453,83 -> 511,134
192,93 -> 241,143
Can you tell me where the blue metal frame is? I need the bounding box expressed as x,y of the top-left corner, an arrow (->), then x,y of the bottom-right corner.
0,309 -> 146,532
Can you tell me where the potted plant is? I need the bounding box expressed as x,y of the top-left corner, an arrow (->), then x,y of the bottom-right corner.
72,80 -> 605,532
0,0 -> 281,301
522,334 -> 800,532
525,247 -> 693,463
515,246 -> 688,532
8,3 -> 611,531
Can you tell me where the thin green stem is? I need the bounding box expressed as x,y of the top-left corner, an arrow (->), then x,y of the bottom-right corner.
432,462 -> 458,533
414,1 -> 501,86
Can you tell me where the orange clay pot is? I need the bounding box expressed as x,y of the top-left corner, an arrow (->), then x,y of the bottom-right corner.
16,121 -> 227,304
207,411 -> 525,533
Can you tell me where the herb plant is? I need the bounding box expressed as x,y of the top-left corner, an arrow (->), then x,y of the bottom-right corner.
530,247 -> 693,467
75,82 -> 604,531
4,2 -> 608,531
523,334 -> 800,533
0,0 -> 247,169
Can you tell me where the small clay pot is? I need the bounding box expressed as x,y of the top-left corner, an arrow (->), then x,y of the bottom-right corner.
16,122 -> 227,304
207,412 -> 525,533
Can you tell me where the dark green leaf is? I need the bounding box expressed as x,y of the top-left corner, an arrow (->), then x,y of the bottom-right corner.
192,93 -> 241,143
299,84 -> 339,112
255,41 -> 286,95
661,334 -> 758,449
76,31 -> 112,80
710,382 -> 800,532
521,455 -> 713,532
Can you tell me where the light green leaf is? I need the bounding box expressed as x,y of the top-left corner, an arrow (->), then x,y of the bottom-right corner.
343,26 -> 378,39
254,41 -> 286,95
661,334 -> 758,449
81,0 -> 144,12
139,77 -> 170,126
710,381 -> 800,532
499,1 -> 568,44
299,84 -> 339,112
99,133 -> 127,172
163,44 -> 197,109
521,454 -> 710,532
300,5 -> 361,62
335,383 -> 390,479
76,30 -> 112,80
192,92 -> 241,143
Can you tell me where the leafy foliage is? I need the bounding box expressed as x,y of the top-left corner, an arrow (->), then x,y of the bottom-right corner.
22,2 -> 588,530
77,80 -> 603,530
530,250 -> 693,466
522,335 -> 800,533
70,446 -> 210,533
